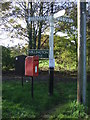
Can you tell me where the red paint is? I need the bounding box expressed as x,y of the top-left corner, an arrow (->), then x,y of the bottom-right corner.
25,56 -> 39,76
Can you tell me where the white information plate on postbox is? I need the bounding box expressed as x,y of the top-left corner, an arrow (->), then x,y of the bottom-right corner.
35,66 -> 37,73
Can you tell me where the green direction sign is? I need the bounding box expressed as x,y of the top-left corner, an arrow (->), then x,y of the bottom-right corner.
28,49 -> 49,58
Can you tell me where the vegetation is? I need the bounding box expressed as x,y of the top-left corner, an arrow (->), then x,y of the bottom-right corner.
1,1 -> 90,72
2,37 -> 90,72
2,80 -> 62,119
1,1 -> 90,120
2,46 -> 14,70
49,101 -> 88,119
2,80 -> 90,119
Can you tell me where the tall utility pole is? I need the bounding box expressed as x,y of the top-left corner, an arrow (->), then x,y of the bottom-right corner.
77,0 -> 86,105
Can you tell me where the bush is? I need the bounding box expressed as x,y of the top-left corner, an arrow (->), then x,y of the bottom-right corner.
49,101 -> 88,119
2,46 -> 14,70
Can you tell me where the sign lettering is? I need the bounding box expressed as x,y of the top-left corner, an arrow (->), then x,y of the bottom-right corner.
28,49 -> 49,58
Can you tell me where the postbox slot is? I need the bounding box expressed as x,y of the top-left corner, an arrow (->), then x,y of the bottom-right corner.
34,60 -> 38,61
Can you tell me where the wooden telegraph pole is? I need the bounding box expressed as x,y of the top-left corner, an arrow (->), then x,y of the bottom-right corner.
77,0 -> 86,105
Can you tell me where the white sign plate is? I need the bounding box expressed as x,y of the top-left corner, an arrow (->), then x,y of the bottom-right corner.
54,9 -> 65,19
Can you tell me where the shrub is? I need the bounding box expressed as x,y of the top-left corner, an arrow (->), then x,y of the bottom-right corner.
49,101 -> 88,119
2,46 -> 14,70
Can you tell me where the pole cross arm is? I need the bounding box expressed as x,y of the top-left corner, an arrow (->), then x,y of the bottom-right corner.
55,16 -> 73,23
28,9 -> 65,22
28,16 -> 73,23
28,16 -> 49,22
53,10 -> 65,19
28,9 -> 73,23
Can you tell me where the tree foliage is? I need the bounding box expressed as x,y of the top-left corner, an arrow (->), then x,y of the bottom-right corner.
0,1 -> 90,71
2,46 -> 14,70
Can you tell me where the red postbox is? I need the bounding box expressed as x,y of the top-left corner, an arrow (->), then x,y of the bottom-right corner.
25,56 -> 39,76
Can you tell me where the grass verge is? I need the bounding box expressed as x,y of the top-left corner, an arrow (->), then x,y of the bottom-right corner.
2,79 -> 90,119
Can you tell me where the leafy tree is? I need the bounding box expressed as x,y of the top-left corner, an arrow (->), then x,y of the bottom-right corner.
54,35 -> 76,71
2,46 -> 14,70
0,1 -> 28,47
0,1 -> 90,72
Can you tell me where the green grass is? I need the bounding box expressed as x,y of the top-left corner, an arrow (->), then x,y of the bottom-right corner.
2,79 -> 90,119
49,82 -> 90,120
49,101 -> 89,120
2,80 -> 63,119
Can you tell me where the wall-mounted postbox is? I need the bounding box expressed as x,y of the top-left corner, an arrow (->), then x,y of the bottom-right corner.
25,56 -> 39,76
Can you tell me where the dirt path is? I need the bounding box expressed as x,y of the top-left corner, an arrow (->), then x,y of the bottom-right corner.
2,70 -> 77,81
2,70 -> 90,82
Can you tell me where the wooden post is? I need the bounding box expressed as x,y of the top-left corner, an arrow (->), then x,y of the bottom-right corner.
82,2 -> 86,105
77,0 -> 86,105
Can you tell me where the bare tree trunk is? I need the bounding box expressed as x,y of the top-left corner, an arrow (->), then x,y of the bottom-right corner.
38,2 -> 43,49
74,36 -> 78,70
33,23 -> 37,49
77,1 -> 83,103
88,48 -> 90,65
28,2 -> 32,49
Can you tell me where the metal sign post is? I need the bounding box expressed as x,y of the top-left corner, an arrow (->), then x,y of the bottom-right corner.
28,7 -> 73,96
31,77 -> 33,98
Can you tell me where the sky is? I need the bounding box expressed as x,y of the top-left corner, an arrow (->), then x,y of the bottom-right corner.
0,0 -> 90,3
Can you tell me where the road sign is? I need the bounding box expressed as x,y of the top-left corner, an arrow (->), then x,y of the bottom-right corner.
28,49 -> 49,58
28,15 -> 73,23
28,8 -> 66,97
53,10 -> 65,19
28,9 -> 66,67
28,16 -> 49,22
56,16 -> 73,23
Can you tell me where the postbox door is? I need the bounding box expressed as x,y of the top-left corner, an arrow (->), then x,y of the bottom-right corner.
25,57 -> 33,76
25,56 -> 39,76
